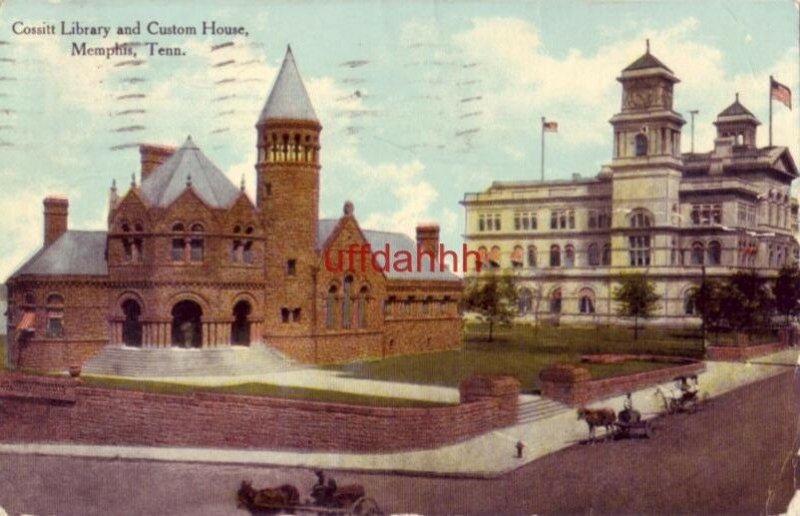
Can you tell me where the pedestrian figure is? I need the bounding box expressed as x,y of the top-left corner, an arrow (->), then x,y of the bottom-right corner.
515,440 -> 524,458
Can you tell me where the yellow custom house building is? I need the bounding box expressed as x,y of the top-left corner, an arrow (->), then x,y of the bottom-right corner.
462,46 -> 799,325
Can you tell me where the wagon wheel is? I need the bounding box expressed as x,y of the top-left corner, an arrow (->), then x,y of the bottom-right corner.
351,496 -> 383,516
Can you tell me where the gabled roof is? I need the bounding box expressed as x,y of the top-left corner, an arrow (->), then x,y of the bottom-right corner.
318,218 -> 460,282
11,231 -> 107,278
258,46 -> 318,123
139,137 -> 241,209
623,51 -> 673,74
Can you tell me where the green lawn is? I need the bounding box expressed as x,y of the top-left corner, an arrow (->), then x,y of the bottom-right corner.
326,323 -> 703,392
79,375 -> 448,408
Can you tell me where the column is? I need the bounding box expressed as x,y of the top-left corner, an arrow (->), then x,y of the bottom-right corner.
202,323 -> 210,348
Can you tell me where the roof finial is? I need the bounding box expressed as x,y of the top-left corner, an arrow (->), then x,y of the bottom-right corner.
646,39 -> 650,54
131,173 -> 136,187
735,92 -> 739,102
343,200 -> 354,216
287,44 -> 293,54
186,173 -> 192,187
111,178 -> 117,193
240,174 -> 246,191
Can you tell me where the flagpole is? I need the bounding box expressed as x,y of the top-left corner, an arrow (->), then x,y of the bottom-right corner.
540,116 -> 545,181
769,75 -> 773,147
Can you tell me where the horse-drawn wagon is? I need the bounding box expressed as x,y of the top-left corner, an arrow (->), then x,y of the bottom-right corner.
237,471 -> 384,516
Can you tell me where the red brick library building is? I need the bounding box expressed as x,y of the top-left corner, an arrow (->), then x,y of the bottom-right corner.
5,48 -> 462,372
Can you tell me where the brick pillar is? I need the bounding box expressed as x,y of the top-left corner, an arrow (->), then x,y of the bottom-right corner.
539,364 -> 592,406
459,375 -> 521,427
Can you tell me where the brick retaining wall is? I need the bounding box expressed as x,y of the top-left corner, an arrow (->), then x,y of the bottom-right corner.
0,373 -> 517,452
540,358 -> 705,406
706,341 -> 786,361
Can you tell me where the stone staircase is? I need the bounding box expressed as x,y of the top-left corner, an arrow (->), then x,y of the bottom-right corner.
82,343 -> 297,377
517,396 -> 570,425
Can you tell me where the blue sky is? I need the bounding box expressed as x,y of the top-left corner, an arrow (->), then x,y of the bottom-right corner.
0,0 -> 798,279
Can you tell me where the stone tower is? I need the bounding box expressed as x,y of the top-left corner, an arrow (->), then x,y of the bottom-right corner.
608,41 -> 686,268
255,46 -> 322,341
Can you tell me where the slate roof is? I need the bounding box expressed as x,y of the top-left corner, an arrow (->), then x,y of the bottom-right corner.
718,98 -> 757,119
139,137 -> 241,208
258,46 -> 318,123
317,219 -> 460,282
623,51 -> 673,73
11,231 -> 107,277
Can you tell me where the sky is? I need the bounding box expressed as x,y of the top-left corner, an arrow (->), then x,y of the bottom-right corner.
0,0 -> 798,280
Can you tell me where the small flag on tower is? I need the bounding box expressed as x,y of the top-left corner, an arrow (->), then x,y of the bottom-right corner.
542,120 -> 558,132
771,77 -> 792,110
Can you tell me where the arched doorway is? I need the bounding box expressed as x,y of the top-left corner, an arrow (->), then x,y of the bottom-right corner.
121,299 -> 143,347
171,300 -> 202,348
231,300 -> 251,346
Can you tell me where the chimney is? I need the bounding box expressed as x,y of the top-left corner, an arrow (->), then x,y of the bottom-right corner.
43,196 -> 68,246
139,144 -> 175,181
416,223 -> 440,261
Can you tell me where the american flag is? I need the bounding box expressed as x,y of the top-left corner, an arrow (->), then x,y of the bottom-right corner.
542,120 -> 558,132
771,78 -> 792,110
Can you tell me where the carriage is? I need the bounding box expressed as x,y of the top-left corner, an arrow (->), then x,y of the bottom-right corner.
237,474 -> 384,516
612,405 -> 652,439
655,375 -> 709,415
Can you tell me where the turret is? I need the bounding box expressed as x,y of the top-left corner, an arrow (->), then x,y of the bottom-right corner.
713,93 -> 760,147
256,46 -> 321,335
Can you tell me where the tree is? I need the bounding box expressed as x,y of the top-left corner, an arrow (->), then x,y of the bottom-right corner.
691,278 -> 725,344
773,266 -> 800,324
463,271 -> 519,342
720,271 -> 773,334
612,273 -> 660,340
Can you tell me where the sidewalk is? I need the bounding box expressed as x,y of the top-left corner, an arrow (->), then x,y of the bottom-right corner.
0,349 -> 796,478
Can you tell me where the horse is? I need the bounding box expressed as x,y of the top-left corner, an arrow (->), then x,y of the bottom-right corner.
577,407 -> 616,442
237,480 -> 300,514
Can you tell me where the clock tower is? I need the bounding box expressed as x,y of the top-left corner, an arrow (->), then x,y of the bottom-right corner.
608,41 -> 686,269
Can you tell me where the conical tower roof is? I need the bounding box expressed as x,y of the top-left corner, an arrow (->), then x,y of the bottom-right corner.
258,46 -> 318,123
139,136 -> 241,208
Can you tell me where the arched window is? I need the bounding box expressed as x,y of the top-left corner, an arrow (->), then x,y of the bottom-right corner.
325,285 -> 337,329
602,244 -> 611,266
232,300 -> 252,346
549,288 -> 562,314
511,246 -> 524,268
231,225 -> 242,262
550,245 -> 561,267
630,210 -> 653,228
189,224 -> 204,262
691,242 -> 705,265
578,288 -> 595,314
45,293 -> 64,338
342,276 -> 353,328
243,226 -> 254,263
489,246 -> 501,269
684,289 -> 697,315
635,133 -> 648,157
564,245 -> 575,267
477,246 -> 488,270
122,299 -> 143,347
707,241 -> 721,266
527,245 -> 537,267
518,288 -> 533,315
587,243 -> 600,266
357,286 -> 369,328
171,223 -> 185,261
